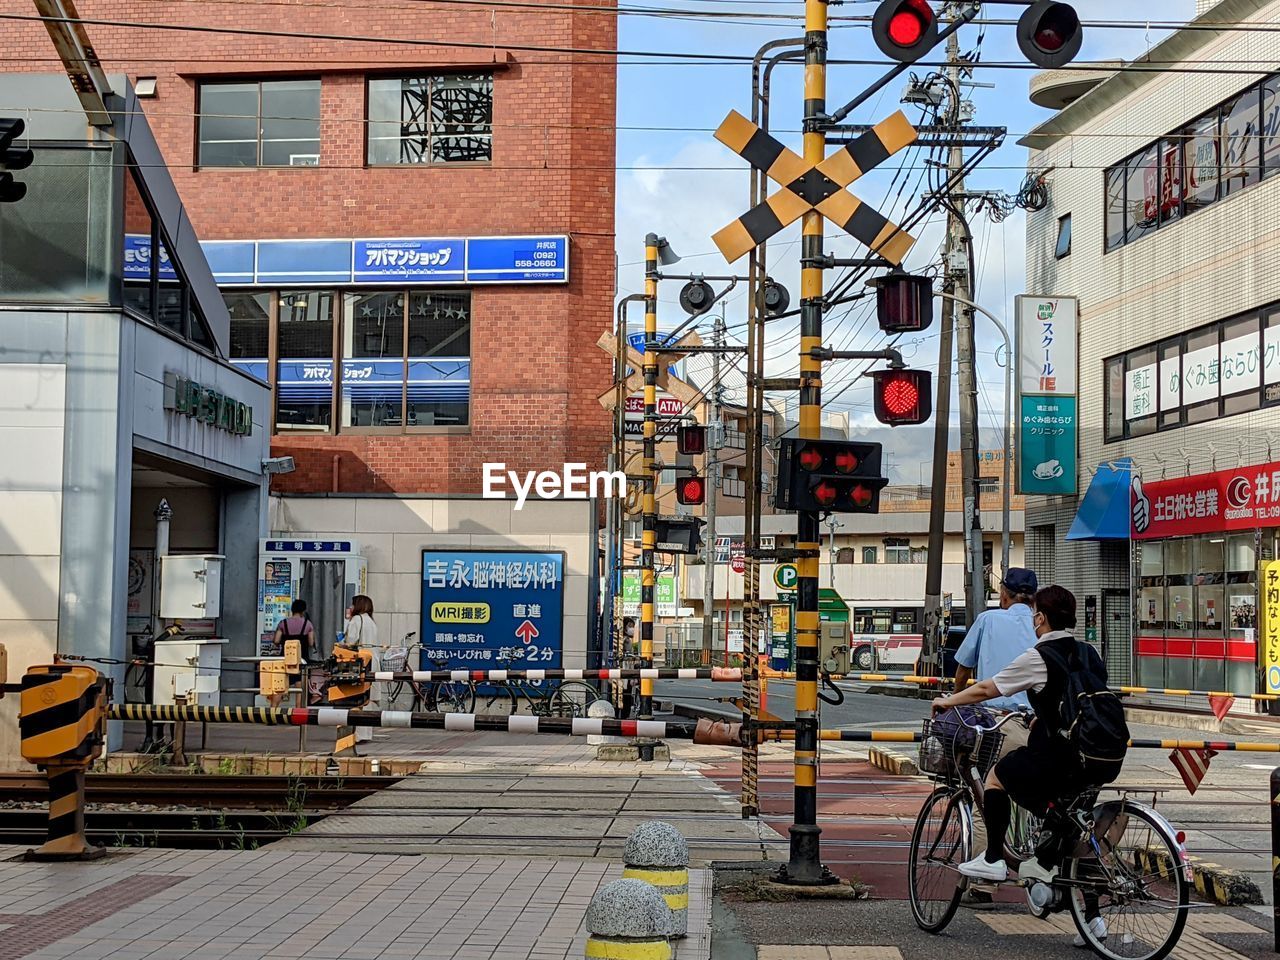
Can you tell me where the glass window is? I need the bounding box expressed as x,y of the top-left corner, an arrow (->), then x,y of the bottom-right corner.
226,292 -> 271,384
1103,355 -> 1125,441
1158,339 -> 1182,429
1263,76 -> 1280,179
122,164 -> 156,320
1125,146 -> 1158,243
1054,213 -> 1071,258
861,546 -> 877,564
1183,113 -> 1221,213
367,74 -> 493,165
1221,87 -> 1261,196
885,539 -> 910,564
198,80 -> 320,167
1220,314 -> 1261,415
1183,326 -> 1220,423
276,290 -> 335,430
1265,309 -> 1280,405
892,610 -> 917,634
1125,345 -> 1158,437
343,291 -> 405,428
1158,137 -> 1183,225
910,546 -> 927,564
407,291 -> 471,426
1104,166 -> 1126,251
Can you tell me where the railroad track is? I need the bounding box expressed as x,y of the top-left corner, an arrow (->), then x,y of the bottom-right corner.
0,773 -> 394,809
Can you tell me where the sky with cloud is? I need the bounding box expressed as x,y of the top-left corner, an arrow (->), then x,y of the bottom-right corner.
610,0 -> 1195,479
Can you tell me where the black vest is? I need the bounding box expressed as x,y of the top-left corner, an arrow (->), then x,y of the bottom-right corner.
1025,633 -> 1080,745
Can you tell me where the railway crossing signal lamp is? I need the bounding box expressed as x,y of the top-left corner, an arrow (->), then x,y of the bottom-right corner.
0,118 -> 33,203
774,438 -> 889,514
1017,0 -> 1084,68
763,279 -> 791,317
872,368 -> 933,425
679,278 -> 714,316
677,424 -> 706,456
872,0 -> 939,63
868,268 -> 933,333
654,516 -> 705,554
676,473 -> 706,506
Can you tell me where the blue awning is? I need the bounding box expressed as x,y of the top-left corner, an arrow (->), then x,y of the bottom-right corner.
1066,458 -> 1133,541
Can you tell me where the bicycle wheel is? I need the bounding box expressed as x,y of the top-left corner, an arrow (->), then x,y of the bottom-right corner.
432,682 -> 475,714
547,681 -> 600,718
475,686 -> 517,716
908,787 -> 970,933
1065,801 -> 1189,960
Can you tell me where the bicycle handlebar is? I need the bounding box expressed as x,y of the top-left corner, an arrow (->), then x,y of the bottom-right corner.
954,708 -> 1032,733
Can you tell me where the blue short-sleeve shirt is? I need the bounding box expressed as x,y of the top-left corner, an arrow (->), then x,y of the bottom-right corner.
954,603 -> 1037,712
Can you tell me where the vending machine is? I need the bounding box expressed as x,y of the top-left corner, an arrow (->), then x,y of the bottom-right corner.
256,539 -> 367,659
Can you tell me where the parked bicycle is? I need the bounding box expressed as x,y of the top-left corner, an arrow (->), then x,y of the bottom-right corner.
380,634 -> 474,714
908,709 -> 1191,960
471,649 -> 601,718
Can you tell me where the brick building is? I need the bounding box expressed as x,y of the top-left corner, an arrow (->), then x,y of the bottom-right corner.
4,0 -> 617,494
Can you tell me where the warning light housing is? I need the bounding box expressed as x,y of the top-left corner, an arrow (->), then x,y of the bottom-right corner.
868,269 -> 934,334
774,438 -> 888,514
676,474 -> 706,505
677,424 -> 706,456
1016,0 -> 1083,68
872,0 -> 939,63
872,368 -> 933,426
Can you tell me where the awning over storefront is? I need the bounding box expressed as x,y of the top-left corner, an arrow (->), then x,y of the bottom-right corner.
1066,458 -> 1133,541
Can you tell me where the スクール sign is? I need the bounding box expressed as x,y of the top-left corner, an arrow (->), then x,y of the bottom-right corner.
1015,295 -> 1078,495
419,550 -> 565,669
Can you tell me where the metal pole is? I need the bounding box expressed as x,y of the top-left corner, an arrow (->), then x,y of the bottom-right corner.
702,311 -> 724,664
612,295 -> 644,671
1271,766 -> 1279,951
780,0 -> 832,886
936,290 -> 1013,578
922,289 -> 954,674
641,235 -> 659,720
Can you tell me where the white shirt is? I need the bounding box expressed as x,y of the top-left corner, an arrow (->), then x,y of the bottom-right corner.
991,630 -> 1074,698
344,613 -> 379,649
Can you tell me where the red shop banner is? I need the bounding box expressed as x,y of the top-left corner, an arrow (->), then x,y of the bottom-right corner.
1131,459 -> 1280,540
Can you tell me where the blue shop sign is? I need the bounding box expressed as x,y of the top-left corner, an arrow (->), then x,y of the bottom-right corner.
354,238 -> 465,283
419,550 -> 565,670
123,234 -> 177,281
264,540 -> 354,553
466,236 -> 568,283
231,358 -> 471,403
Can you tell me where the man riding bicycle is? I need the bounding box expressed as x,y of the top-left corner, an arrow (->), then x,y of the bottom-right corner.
931,586 -> 1127,913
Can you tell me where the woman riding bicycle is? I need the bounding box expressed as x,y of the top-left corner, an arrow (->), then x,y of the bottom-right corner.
931,585 -> 1126,890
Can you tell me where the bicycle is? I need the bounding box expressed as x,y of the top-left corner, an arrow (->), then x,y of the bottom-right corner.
472,649 -> 601,718
381,637 -> 477,714
908,710 -> 1191,960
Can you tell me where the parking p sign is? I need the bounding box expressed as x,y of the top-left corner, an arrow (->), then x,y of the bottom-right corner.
773,564 -> 798,591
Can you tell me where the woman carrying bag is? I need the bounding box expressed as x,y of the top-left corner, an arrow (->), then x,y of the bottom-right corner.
342,595 -> 381,743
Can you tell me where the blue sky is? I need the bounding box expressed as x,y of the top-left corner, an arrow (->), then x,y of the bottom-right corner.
609,0 -> 1195,478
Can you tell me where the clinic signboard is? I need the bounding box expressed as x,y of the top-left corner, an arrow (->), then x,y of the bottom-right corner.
420,550 -> 565,669
1015,295 -> 1078,495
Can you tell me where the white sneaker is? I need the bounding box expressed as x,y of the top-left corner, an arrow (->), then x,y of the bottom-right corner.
957,854 -> 1008,882
1018,858 -> 1057,884
1073,916 -> 1107,947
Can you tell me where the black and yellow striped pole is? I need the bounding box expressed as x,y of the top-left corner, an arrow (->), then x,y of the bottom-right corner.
781,0 -> 834,886
640,234 -> 660,721
19,663 -> 108,860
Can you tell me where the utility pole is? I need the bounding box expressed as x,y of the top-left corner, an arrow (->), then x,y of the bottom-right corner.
701,310 -> 724,664
780,0 -> 832,886
640,234 -> 659,720
941,5 -> 984,629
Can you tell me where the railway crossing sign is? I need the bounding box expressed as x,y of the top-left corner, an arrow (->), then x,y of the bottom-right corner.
710,109 -> 918,265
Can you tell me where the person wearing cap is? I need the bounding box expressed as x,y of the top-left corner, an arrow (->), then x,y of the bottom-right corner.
951,566 -> 1039,878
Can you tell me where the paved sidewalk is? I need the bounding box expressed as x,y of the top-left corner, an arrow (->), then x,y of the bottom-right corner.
0,847 -> 711,960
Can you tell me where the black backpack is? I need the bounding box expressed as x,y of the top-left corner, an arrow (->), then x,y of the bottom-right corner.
1039,639 -> 1129,781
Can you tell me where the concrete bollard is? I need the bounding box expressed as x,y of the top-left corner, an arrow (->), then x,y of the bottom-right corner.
622,821 -> 690,938
585,877 -> 675,959
586,698 -> 619,746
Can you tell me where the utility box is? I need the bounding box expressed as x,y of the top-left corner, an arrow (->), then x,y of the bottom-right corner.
160,555 -> 224,619
820,621 -> 849,675
153,638 -> 227,706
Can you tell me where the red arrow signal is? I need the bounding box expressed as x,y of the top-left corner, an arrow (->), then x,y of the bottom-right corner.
515,620 -> 540,644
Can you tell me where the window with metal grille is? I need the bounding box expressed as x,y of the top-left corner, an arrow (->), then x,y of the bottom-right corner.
367,74 -> 493,165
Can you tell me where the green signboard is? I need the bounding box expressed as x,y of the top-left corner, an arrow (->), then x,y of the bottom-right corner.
1019,395 -> 1076,495
622,572 -> 677,617
165,372 -> 253,436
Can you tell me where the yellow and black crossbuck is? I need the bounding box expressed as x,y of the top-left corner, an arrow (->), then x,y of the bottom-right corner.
711,109 -> 918,265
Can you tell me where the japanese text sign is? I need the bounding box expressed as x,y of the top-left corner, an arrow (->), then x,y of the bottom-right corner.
1016,295 -> 1078,495
419,550 -> 564,668
622,572 -> 677,617
1263,560 -> 1280,694
1131,459 -> 1280,540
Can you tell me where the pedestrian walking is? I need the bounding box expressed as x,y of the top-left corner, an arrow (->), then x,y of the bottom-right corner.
343,595 -> 381,743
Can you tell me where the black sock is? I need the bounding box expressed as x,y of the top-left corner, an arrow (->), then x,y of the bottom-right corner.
984,789 -> 1010,864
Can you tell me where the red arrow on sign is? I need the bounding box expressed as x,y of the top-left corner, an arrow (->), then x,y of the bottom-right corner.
515,620 -> 540,644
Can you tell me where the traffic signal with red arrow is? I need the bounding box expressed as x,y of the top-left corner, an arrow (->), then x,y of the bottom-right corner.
774,438 -> 888,514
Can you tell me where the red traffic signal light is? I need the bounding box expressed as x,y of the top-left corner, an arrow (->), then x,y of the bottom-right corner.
868,269 -> 933,333
1017,0 -> 1083,68
774,439 -> 888,514
676,474 -> 706,505
872,368 -> 932,426
872,0 -> 939,63
677,424 -> 706,456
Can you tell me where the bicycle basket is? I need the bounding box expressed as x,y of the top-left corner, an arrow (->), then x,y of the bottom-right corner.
919,707 -> 1003,779
380,647 -> 409,673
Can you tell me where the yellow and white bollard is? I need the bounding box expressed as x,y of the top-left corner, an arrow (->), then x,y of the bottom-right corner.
622,821 -> 689,938
584,878 -> 674,959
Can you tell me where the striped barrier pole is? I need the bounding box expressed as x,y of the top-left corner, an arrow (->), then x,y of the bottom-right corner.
768,729 -> 1280,751
18,664 -> 109,861
585,877 -> 675,960
622,822 -> 689,938
364,668 -> 744,684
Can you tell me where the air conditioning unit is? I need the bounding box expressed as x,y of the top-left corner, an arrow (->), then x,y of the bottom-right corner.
289,154 -> 319,166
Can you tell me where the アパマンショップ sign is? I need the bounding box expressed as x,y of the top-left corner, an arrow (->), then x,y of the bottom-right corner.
1131,459 -> 1280,539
